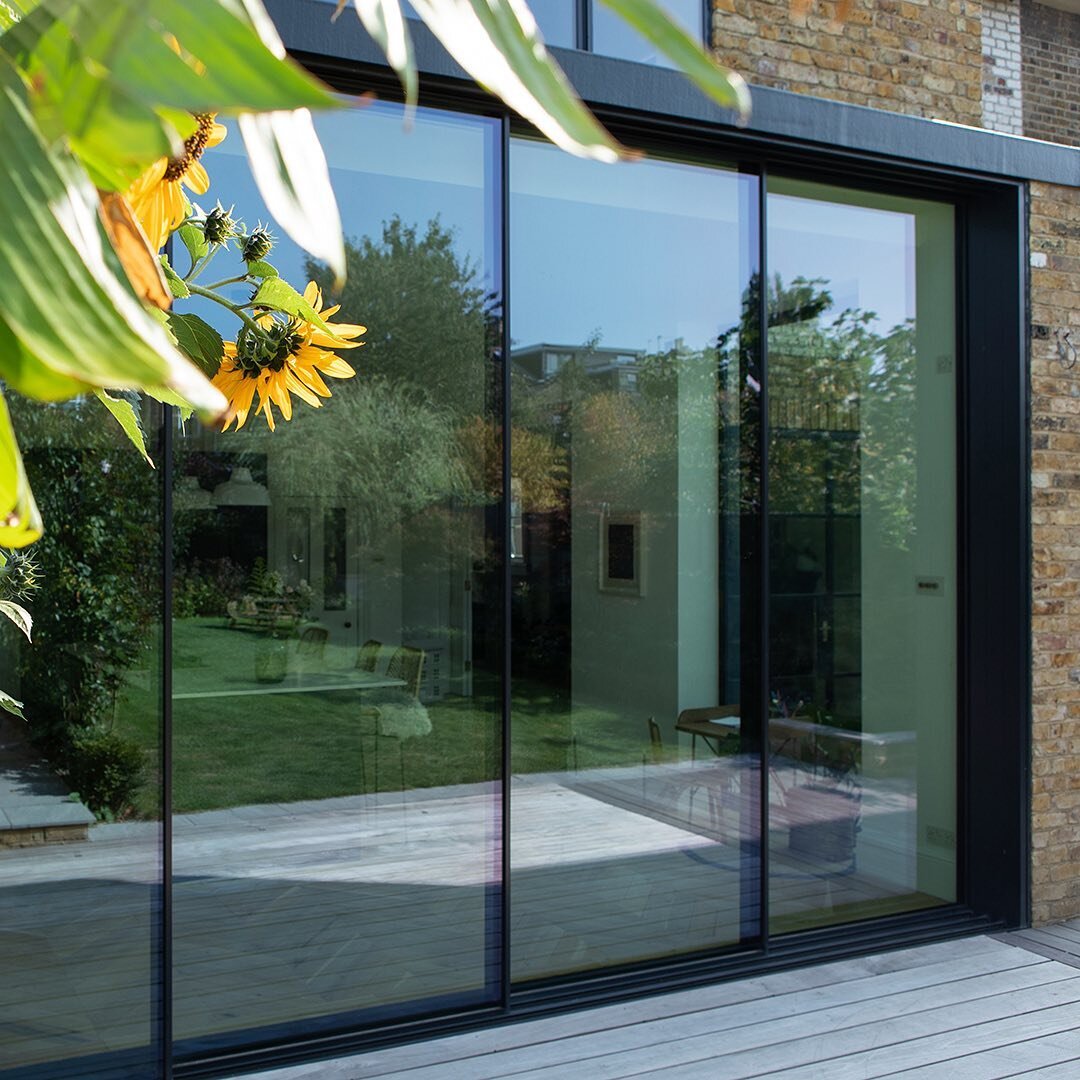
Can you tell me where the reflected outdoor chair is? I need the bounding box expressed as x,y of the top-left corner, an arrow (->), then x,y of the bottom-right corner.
356,638 -> 382,673
648,716 -> 663,764
359,645 -> 430,793
643,713 -> 727,840
296,626 -> 328,665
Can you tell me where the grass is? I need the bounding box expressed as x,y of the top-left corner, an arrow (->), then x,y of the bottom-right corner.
115,618 -> 653,817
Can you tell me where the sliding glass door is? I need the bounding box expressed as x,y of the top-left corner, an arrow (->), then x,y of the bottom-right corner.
506,152 -> 960,981
765,179 -> 957,931
508,140 -> 762,979
170,102 -> 504,1052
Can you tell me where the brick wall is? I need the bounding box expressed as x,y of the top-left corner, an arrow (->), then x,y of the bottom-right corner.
1021,0 -> 1080,146
1030,181 -> 1080,924
711,0 -> 984,125
982,0 -> 1023,132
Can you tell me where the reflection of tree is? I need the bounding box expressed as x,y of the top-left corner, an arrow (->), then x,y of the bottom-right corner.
458,417 -> 567,513
308,216 -> 493,418
714,272 -> 919,550
273,377 -> 472,539
768,303 -> 918,552
294,218 -> 567,554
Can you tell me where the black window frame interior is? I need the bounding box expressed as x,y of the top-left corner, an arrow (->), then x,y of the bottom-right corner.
167,8 -> 1031,1076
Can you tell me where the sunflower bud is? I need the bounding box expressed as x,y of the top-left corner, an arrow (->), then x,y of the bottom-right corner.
0,549 -> 42,601
242,227 -> 274,263
203,204 -> 236,246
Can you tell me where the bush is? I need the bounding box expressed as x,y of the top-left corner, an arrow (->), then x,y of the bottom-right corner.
174,557 -> 248,619
64,729 -> 145,818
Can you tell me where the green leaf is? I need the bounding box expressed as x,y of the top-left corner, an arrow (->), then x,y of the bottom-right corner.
95,389 -> 154,466
3,0 -> 338,196
252,277 -> 336,336
68,82 -> 178,192
0,689 -> 25,720
0,312 -> 84,400
0,51 -> 225,417
599,0 -> 750,116
244,259 -> 278,279
177,221 -> 210,268
408,0 -> 626,161
160,256 -> 191,299
117,0 -> 334,113
339,0 -> 416,109
0,390 -> 41,549
3,4 -> 181,192
14,0 -> 336,114
156,106 -> 198,142
167,312 -> 225,377
238,108 -> 346,286
0,599 -> 32,640
0,1 -> 21,30
143,384 -> 194,422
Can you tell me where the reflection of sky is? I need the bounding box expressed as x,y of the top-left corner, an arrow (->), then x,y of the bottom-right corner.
591,0 -> 702,66
185,102 -> 494,335
768,194 -> 914,333
315,0 -> 701,62
314,0 -> 575,47
510,140 -> 748,353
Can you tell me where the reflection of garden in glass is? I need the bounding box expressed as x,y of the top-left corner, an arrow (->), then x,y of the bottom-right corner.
0,396 -> 163,1075
116,617 -> 660,815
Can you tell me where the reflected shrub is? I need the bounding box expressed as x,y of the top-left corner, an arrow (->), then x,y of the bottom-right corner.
174,557 -> 247,619
64,728 -> 145,818
9,399 -> 160,817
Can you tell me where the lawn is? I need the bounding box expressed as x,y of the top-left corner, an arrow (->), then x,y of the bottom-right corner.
115,618 -> 655,817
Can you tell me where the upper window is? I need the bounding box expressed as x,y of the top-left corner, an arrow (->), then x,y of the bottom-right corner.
590,0 -> 703,65
372,0 -> 704,62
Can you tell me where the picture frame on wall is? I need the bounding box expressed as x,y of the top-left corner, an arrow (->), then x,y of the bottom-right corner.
599,510 -> 645,596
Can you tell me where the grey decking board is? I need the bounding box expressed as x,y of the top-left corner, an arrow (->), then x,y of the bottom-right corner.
1017,927 -> 1080,954
881,1029 -> 1080,1078
240,939 -> 1038,1080
710,988 -> 1080,1080
358,963 -> 1076,1080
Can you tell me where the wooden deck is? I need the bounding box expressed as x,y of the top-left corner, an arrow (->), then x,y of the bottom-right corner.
0,764 -> 954,1074
238,930 -> 1080,1079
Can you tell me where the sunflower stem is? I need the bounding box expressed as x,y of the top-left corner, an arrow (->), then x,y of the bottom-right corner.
187,283 -> 266,339
185,244 -> 221,283
203,275 -> 250,290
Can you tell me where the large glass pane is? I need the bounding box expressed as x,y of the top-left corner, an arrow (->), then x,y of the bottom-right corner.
0,399 -> 163,1076
509,139 -> 758,981
766,179 -> 956,932
171,102 -> 503,1050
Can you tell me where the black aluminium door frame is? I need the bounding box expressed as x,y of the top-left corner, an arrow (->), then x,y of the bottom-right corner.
170,6 -> 1032,1075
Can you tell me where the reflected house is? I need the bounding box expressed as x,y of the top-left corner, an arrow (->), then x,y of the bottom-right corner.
3,0 -> 1077,1075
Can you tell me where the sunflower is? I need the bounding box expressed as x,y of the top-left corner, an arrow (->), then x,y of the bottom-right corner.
126,114 -> 227,250
213,282 -> 365,432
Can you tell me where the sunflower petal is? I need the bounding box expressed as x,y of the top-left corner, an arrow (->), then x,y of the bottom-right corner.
316,356 -> 356,379
294,364 -> 332,398
185,161 -> 211,195
285,368 -> 323,408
